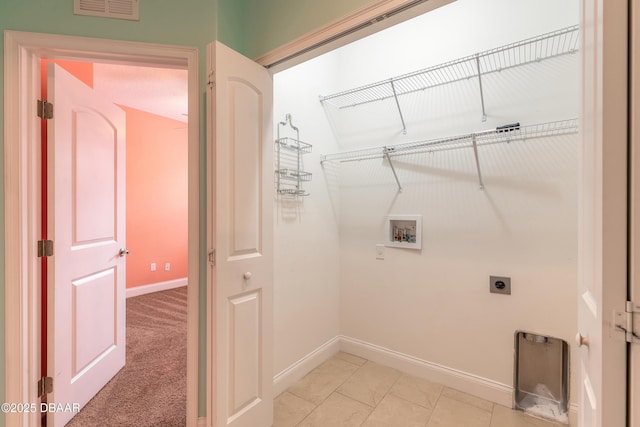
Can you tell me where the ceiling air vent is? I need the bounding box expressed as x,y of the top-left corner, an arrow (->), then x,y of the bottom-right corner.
74,0 -> 139,21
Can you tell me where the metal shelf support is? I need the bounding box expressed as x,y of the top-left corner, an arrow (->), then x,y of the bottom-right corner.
475,54 -> 487,122
471,134 -> 485,190
383,147 -> 403,192
389,80 -> 407,134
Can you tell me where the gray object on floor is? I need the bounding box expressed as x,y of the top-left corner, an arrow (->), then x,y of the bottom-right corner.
514,331 -> 569,424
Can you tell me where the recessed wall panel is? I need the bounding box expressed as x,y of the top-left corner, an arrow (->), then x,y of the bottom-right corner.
73,110 -> 117,246
580,366 -> 596,427
229,80 -> 262,258
72,268 -> 117,378
228,291 -> 262,416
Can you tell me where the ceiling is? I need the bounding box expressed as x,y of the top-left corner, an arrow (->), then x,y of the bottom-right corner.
92,63 -> 188,123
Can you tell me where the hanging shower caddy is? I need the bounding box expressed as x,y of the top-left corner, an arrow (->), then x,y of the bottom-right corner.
275,114 -> 312,196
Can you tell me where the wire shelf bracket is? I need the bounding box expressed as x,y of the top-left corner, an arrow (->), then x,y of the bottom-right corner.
319,25 -> 579,130
320,119 -> 579,191
475,54 -> 487,122
383,147 -> 403,192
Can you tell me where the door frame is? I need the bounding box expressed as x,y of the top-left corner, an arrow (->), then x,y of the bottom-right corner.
3,31 -> 200,427
629,0 -> 640,424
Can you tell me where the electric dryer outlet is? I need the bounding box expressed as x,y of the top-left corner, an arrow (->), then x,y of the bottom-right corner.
490,276 -> 511,295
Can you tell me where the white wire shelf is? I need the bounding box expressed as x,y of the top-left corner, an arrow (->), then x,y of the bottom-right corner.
319,25 -> 579,130
320,119 -> 579,191
321,119 -> 578,163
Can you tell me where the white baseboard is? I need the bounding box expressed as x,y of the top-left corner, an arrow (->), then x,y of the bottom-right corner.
273,336 -> 341,397
338,335 -> 514,408
126,277 -> 188,298
196,417 -> 207,427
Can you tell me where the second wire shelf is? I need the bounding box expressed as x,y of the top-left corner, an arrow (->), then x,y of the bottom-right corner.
320,118 -> 579,191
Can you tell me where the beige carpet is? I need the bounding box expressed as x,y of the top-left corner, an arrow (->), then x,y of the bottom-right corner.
67,286 -> 188,427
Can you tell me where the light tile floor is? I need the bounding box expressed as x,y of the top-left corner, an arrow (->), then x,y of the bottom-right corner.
274,352 -> 568,427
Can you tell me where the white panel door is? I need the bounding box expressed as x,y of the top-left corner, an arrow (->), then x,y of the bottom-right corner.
630,1 -> 640,425
578,1 -> 628,426
207,41 -> 274,427
47,63 -> 127,426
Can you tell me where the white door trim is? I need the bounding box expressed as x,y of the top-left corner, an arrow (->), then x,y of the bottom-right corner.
629,1 -> 640,424
3,30 -> 200,427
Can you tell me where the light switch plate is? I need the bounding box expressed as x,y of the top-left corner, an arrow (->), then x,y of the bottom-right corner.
376,244 -> 385,260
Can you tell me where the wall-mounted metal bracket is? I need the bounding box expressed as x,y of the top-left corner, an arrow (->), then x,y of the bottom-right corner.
383,147 -> 402,192
475,54 -> 487,122
389,80 -> 407,135
471,135 -> 485,190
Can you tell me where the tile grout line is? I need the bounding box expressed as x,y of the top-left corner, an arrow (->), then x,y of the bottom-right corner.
489,402 -> 497,427
292,353 -> 370,427
423,384 -> 446,427
357,368 -> 404,426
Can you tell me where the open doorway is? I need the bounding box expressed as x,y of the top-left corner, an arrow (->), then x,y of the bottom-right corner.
39,59 -> 189,425
4,32 -> 199,427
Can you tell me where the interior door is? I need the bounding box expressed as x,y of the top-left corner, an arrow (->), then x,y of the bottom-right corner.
207,41 -> 274,427
47,63 -> 127,426
577,1 -> 628,426
630,1 -> 640,424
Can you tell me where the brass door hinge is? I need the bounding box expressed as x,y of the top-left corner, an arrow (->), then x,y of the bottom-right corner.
37,100 -> 53,119
614,301 -> 640,344
38,376 -> 53,397
37,240 -> 54,257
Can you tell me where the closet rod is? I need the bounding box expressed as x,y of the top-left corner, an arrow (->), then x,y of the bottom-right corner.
320,118 -> 578,164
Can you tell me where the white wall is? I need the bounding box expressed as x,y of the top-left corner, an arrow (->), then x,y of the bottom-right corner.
273,53 -> 342,376
274,0 -> 579,406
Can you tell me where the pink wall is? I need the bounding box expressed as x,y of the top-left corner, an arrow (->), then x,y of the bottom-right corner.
41,59 -> 94,92
122,105 -> 188,288
41,60 -> 188,289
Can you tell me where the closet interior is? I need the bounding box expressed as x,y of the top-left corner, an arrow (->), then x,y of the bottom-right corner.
273,0 -> 579,422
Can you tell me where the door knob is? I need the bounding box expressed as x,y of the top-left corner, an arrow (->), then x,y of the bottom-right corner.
119,248 -> 130,257
243,272 -> 252,280
575,332 -> 589,347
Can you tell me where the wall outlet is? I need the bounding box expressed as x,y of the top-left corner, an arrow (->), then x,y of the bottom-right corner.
150,262 -> 156,272
490,275 -> 511,295
165,262 -> 171,271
